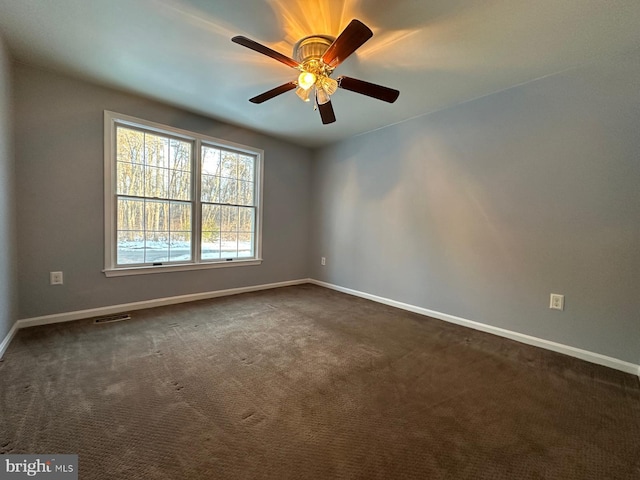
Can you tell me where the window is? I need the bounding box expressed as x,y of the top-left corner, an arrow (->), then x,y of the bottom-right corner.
104,111 -> 262,276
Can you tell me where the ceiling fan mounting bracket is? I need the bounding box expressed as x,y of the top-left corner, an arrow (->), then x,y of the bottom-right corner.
293,35 -> 335,64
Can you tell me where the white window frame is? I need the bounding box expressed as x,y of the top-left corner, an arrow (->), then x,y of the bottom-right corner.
103,111 -> 263,277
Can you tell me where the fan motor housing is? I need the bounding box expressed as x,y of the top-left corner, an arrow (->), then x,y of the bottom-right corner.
293,35 -> 335,63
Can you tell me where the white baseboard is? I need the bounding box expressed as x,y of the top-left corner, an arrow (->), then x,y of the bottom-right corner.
12,278 -> 309,332
309,279 -> 640,377
0,321 -> 19,359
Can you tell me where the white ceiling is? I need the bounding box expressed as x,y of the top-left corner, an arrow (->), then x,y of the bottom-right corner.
1,0 -> 639,147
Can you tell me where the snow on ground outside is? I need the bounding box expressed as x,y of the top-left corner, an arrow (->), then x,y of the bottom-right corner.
117,240 -> 252,264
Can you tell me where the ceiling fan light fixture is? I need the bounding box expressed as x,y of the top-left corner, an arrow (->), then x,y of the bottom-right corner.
316,87 -> 330,105
320,76 -> 338,95
297,71 -> 316,90
295,86 -> 312,102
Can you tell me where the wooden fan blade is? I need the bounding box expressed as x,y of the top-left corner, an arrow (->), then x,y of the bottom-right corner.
338,76 -> 400,103
318,100 -> 336,124
322,19 -> 373,68
249,82 -> 297,104
232,36 -> 300,69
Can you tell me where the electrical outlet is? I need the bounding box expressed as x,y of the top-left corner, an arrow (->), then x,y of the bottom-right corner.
321,257 -> 326,266
549,293 -> 564,311
50,271 -> 63,285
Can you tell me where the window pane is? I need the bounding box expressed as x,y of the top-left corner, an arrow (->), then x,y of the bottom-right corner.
169,232 -> 191,262
202,146 -> 220,175
219,177 -> 238,205
202,204 -> 220,232
117,198 -> 193,264
170,202 -> 191,232
201,174 -> 219,203
238,155 -> 254,182
201,231 -> 220,260
117,162 -> 145,197
238,207 -> 254,232
220,151 -> 237,178
144,232 -> 169,263
202,203 -> 221,260
117,197 -> 144,231
117,231 -> 145,264
220,231 -> 238,258
237,180 -> 254,206
238,232 -> 254,258
219,206 -> 238,232
117,127 -> 144,164
144,166 -> 169,199
145,200 -> 169,232
170,139 -> 191,172
144,133 -> 169,168
168,170 -> 191,201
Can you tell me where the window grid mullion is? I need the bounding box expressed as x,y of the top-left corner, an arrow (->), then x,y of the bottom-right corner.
201,202 -> 256,209
193,139 -> 202,264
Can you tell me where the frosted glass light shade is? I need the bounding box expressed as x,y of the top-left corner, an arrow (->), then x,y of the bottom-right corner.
295,86 -> 312,102
316,87 -> 330,105
320,77 -> 338,95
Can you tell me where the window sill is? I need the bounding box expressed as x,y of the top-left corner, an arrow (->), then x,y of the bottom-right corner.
103,259 -> 263,277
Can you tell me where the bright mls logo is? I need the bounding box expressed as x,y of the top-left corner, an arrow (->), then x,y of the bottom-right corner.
0,455 -> 77,479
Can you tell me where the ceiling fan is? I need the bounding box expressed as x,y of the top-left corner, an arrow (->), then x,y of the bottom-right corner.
231,19 -> 400,125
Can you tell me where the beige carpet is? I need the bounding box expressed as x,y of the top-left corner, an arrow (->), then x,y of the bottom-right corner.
1,284 -> 639,479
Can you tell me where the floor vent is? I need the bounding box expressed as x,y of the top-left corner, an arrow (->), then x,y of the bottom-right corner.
94,313 -> 131,324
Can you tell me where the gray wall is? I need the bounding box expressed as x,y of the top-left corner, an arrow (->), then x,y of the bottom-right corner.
311,51 -> 640,365
0,35 -> 17,340
14,63 -> 312,319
